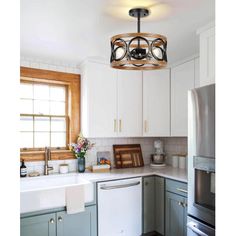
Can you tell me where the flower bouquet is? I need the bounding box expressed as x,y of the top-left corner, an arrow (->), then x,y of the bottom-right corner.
69,133 -> 95,172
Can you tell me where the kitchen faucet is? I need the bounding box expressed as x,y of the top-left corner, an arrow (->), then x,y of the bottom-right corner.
44,147 -> 53,175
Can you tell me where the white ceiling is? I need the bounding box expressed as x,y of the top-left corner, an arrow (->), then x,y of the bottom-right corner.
20,0 -> 215,66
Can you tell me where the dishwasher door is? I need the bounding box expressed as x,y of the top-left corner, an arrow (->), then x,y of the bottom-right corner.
97,177 -> 142,236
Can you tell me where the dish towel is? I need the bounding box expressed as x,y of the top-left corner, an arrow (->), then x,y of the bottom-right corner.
66,185 -> 85,214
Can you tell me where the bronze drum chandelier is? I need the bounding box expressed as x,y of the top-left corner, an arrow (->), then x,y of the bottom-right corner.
110,8 -> 167,70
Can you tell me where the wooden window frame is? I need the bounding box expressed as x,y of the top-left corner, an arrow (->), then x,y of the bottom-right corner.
20,67 -> 80,161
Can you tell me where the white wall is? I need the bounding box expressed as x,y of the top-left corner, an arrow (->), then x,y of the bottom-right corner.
20,56 -> 80,73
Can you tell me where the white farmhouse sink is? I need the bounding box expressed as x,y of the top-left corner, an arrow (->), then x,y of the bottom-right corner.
20,174 -> 94,214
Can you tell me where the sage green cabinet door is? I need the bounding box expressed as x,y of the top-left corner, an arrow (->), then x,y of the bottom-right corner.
56,205 -> 97,236
143,176 -> 155,233
21,213 -> 56,236
155,176 -> 164,235
165,192 -> 187,236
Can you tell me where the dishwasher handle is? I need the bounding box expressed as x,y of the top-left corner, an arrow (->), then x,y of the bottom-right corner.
100,181 -> 140,190
187,222 -> 208,236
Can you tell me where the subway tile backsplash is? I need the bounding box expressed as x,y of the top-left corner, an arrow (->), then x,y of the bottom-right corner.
23,137 -> 187,175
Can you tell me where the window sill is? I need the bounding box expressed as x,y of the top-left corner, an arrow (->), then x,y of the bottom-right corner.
20,149 -> 75,162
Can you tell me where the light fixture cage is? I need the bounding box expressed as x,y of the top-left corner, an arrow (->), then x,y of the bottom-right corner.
110,8 -> 167,70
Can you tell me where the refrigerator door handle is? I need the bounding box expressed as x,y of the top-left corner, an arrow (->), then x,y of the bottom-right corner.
100,181 -> 140,190
187,222 -> 208,236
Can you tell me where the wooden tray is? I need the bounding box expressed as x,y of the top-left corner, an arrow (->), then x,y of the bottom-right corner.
113,144 -> 144,168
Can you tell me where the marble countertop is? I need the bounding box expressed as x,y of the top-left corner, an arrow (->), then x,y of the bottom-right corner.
21,165 -> 188,184
80,165 -> 187,183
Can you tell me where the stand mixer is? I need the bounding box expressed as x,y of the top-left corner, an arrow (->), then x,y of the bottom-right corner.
150,140 -> 166,167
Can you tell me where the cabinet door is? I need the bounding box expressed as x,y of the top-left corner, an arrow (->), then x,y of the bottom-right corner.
143,70 -> 170,136
165,192 -> 187,236
21,213 -> 56,236
82,62 -> 117,137
143,176 -> 156,234
171,60 -> 195,136
117,70 -> 142,137
199,27 -> 215,86
155,176 -> 165,235
57,205 -> 97,236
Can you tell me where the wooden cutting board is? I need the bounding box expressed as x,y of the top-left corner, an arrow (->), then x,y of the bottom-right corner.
113,144 -> 144,168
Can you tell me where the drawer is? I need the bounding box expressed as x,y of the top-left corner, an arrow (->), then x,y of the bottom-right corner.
165,179 -> 188,197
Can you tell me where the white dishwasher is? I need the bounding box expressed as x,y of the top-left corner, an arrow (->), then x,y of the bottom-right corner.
97,177 -> 142,236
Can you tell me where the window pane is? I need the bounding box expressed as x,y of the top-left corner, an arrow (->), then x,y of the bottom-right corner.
51,117 -> 66,132
34,84 -> 50,100
20,132 -> 33,148
50,101 -> 65,115
34,132 -> 50,148
20,99 -> 33,114
34,100 -> 50,115
50,86 -> 65,101
20,116 -> 33,131
20,83 -> 33,99
35,117 -> 50,132
51,132 -> 66,147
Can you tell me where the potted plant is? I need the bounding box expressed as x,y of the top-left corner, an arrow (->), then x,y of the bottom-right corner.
69,133 -> 95,173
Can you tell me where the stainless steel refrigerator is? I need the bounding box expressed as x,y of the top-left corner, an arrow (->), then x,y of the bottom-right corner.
187,84 -> 215,236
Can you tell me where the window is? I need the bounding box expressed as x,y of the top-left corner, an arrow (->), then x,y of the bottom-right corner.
20,82 -> 68,150
20,67 -> 81,161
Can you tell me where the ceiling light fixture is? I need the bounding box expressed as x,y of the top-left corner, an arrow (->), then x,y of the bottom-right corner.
110,8 -> 167,70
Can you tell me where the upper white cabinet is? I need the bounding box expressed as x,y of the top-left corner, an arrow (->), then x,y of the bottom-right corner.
198,24 -> 215,86
171,60 -> 195,136
117,71 -> 143,137
143,70 -> 170,137
81,61 -> 143,138
81,61 -> 117,138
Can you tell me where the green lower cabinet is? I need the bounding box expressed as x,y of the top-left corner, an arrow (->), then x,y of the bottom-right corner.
21,205 -> 97,236
143,176 -> 156,234
165,192 -> 187,236
155,176 -> 164,235
56,206 -> 97,236
21,213 -> 56,236
143,176 -> 164,236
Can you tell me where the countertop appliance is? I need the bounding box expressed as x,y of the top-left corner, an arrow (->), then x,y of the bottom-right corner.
187,84 -> 215,236
151,140 -> 166,165
97,177 -> 142,236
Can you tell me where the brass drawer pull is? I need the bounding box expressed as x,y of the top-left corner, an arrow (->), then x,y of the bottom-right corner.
119,119 -> 122,132
114,119 -> 117,132
176,188 -> 188,194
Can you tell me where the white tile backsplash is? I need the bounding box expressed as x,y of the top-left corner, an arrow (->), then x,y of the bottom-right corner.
23,137 -> 187,175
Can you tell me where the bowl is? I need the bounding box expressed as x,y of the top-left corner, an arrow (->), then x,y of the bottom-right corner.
151,154 -> 166,164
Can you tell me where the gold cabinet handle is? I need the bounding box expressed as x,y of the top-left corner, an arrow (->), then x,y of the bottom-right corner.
114,119 -> 117,132
119,119 -> 122,132
176,188 -> 188,194
144,120 -> 148,133
49,218 -> 55,224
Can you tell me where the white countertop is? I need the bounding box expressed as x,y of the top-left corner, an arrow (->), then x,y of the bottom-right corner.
21,165 -> 187,184
81,165 -> 187,183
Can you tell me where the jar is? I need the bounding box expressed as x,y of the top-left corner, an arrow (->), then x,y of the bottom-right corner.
59,164 -> 69,174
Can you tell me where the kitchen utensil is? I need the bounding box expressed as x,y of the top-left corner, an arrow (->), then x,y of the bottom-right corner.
113,144 -> 144,168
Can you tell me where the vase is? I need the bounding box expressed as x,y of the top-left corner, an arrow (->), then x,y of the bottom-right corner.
76,153 -> 86,173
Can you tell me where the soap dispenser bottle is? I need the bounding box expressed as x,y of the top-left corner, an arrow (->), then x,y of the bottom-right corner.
20,159 -> 27,177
